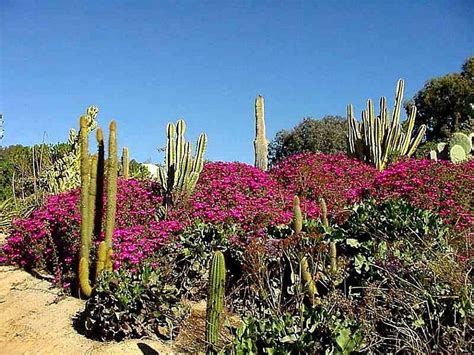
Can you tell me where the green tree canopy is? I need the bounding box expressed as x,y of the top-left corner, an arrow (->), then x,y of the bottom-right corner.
269,115 -> 347,165
407,56 -> 474,141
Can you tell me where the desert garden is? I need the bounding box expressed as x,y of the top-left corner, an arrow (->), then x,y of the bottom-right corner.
0,67 -> 473,353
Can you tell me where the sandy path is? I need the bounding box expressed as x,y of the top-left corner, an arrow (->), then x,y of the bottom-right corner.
0,266 -> 174,355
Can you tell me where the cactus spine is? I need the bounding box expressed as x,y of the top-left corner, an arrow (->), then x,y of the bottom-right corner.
347,79 -> 427,171
122,147 -> 129,179
77,117 -> 118,296
158,119 -> 207,206
254,95 -> 269,171
206,251 -> 226,354
294,196 -> 317,305
104,121 -> 118,271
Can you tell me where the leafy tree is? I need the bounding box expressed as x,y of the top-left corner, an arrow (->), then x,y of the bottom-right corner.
269,116 -> 347,165
407,56 -> 474,141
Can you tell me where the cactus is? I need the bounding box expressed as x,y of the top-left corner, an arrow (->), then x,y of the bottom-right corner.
293,196 -> 318,304
122,147 -> 129,179
77,117 -> 118,296
78,115 -> 93,297
206,251 -> 226,354
293,196 -> 303,233
104,121 -> 118,272
347,80 -> 427,171
449,132 -> 471,155
254,95 -> 269,171
319,198 -> 336,274
158,119 -> 207,206
43,106 -> 99,193
429,150 -> 438,161
0,113 -> 4,141
450,145 -> 467,163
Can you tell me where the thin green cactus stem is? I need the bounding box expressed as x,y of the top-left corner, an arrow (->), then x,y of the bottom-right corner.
293,195 -> 303,234
122,147 -> 129,179
206,251 -> 226,354
103,121 -> 118,273
78,115 -> 93,297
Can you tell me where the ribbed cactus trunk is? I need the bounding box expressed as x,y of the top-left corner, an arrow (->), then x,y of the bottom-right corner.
206,251 -> 226,354
158,119 -> 207,207
254,95 -> 268,171
78,115 -> 93,297
122,146 -> 129,179
104,121 -> 118,272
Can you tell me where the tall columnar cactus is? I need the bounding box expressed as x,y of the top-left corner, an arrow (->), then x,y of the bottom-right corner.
347,79 -> 427,171
104,121 -> 118,272
77,118 -> 118,296
158,119 -> 207,206
254,95 -> 269,171
122,146 -> 129,179
0,113 -> 4,141
206,251 -> 226,354
78,115 -> 93,297
293,196 -> 317,305
319,198 -> 336,274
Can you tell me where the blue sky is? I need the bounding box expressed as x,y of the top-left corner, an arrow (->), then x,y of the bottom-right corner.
1,1 -> 473,164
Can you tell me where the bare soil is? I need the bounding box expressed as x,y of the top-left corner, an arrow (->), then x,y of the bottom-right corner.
0,265 -> 175,354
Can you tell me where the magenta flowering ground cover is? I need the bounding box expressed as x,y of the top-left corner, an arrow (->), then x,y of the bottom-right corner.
1,153 -> 472,288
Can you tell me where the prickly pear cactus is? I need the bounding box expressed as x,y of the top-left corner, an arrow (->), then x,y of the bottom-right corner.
450,145 -> 467,163
449,132 -> 471,155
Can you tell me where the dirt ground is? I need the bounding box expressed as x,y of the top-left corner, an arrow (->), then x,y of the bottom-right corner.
0,265 -> 176,355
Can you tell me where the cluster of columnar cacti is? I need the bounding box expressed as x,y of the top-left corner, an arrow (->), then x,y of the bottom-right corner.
121,147 -> 129,179
205,250 -> 226,354
158,119 -> 207,206
347,80 -> 427,171
254,95 -> 269,171
43,106 -> 99,193
429,132 -> 473,163
78,117 -> 118,298
293,196 -> 318,305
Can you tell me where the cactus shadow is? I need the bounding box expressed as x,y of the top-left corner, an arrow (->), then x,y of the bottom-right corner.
137,342 -> 160,355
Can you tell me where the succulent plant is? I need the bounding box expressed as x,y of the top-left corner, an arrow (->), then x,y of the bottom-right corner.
158,119 -> 207,206
347,79 -> 427,171
77,117 -> 118,297
206,250 -> 226,354
254,95 -> 269,171
122,147 -> 129,179
428,131 -> 472,163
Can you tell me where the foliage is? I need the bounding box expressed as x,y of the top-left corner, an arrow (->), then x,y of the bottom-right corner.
269,116 -> 347,165
232,199 -> 473,353
187,162 -> 290,239
82,263 -> 188,341
0,179 -> 172,289
270,153 -> 377,223
129,159 -> 151,180
407,56 -> 474,140
375,158 -> 474,237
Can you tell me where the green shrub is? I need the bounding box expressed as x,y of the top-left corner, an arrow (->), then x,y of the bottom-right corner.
81,263 -> 188,341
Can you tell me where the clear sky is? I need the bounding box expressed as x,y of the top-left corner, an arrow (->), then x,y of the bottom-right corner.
1,0 -> 473,164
